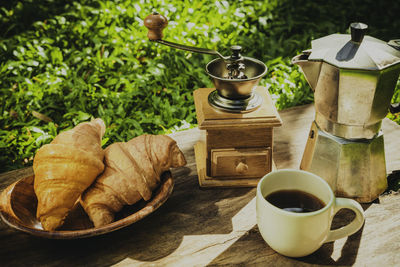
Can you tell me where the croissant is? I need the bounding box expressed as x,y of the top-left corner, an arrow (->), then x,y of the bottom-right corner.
80,134 -> 186,227
33,118 -> 106,231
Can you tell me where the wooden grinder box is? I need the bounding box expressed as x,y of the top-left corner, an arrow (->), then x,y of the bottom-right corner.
194,87 -> 282,187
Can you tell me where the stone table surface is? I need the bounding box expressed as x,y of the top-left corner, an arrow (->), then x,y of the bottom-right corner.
0,104 -> 399,267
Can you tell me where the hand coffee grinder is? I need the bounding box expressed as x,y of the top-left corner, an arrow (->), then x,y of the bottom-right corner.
144,13 -> 282,187
292,23 -> 400,202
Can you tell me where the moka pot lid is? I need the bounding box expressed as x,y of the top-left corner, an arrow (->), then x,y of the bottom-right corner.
307,23 -> 400,71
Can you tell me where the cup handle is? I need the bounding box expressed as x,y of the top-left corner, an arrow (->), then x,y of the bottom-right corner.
325,197 -> 365,243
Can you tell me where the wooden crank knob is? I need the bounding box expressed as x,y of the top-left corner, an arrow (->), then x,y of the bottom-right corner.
235,161 -> 248,174
144,12 -> 168,40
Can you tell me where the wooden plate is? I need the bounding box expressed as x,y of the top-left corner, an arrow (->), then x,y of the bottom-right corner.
0,171 -> 174,239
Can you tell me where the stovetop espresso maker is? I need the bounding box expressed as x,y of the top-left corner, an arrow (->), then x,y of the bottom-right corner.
292,23 -> 400,202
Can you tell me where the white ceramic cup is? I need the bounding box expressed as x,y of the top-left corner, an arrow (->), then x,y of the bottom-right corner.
256,169 -> 365,257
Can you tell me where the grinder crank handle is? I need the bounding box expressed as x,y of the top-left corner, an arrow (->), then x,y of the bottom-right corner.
143,12 -> 228,60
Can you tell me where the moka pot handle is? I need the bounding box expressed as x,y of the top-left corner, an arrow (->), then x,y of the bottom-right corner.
388,39 -> 400,114
390,103 -> 400,114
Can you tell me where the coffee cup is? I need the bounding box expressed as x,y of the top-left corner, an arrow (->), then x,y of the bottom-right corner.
256,169 -> 365,257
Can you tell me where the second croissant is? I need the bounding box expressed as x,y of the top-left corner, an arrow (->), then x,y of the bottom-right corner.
81,134 -> 186,227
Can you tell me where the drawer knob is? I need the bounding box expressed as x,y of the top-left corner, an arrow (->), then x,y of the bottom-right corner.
236,162 -> 248,174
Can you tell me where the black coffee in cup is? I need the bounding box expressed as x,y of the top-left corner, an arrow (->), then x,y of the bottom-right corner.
265,189 -> 325,213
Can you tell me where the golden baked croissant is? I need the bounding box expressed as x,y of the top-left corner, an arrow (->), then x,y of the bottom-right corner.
80,134 -> 186,227
33,118 -> 106,231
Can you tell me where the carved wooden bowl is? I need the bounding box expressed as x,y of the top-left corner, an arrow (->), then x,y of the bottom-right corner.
0,171 -> 174,239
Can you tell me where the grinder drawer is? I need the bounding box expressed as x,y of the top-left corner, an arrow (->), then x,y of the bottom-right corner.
210,147 -> 271,178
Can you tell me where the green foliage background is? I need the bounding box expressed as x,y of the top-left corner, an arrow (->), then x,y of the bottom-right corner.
1,0 -> 400,172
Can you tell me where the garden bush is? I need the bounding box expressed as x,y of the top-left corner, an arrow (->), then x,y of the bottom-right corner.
1,0 -> 400,172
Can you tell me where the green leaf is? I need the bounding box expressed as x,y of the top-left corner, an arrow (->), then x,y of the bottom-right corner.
77,111 -> 91,122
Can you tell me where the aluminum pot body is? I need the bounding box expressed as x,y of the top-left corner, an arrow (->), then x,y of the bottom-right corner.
293,55 -> 400,139
300,121 -> 387,203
